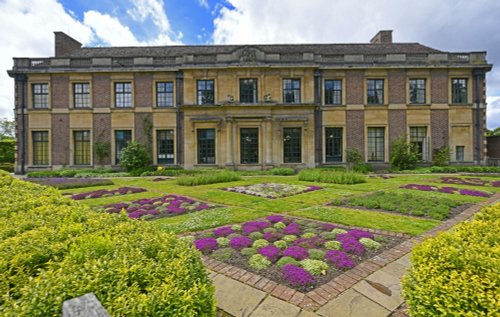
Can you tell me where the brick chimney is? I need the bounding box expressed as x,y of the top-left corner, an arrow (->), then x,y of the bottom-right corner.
370,30 -> 393,44
54,32 -> 82,57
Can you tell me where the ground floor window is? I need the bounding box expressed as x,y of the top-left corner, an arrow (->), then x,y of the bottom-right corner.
283,127 -> 302,163
325,127 -> 343,162
456,146 -> 465,161
32,131 -> 49,165
157,129 -> 175,164
410,126 -> 428,161
240,128 -> 259,164
115,130 -> 132,164
197,129 -> 216,164
73,130 -> 91,165
367,127 -> 385,162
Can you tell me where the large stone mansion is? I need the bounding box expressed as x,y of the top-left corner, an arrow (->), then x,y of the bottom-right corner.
8,30 -> 492,173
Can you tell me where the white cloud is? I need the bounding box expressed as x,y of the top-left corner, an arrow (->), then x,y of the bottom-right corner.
487,97 -> 500,130
198,0 -> 209,9
84,10 -> 141,46
213,0 -> 500,126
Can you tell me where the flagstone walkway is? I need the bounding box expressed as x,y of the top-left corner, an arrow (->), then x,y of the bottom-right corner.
206,193 -> 500,317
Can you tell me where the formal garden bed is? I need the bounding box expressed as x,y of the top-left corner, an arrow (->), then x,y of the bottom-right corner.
101,194 -> 216,219
400,183 -> 492,197
25,177 -> 114,189
438,176 -> 500,187
222,183 -> 322,199
330,191 -> 471,220
190,215 -> 406,291
68,187 -> 147,200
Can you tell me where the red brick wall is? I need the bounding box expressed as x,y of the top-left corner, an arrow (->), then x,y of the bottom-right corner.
134,73 -> 153,107
388,70 -> 406,104
346,110 -> 365,158
92,74 -> 111,108
430,70 -> 448,103
93,113 -> 112,165
346,71 -> 364,104
51,114 -> 69,165
388,109 -> 407,153
430,109 -> 449,156
51,74 -> 69,108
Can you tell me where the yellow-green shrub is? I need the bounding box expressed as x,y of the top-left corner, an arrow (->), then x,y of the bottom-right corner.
402,203 -> 500,317
0,174 -> 215,316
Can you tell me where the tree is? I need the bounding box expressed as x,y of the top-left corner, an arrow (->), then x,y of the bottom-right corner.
486,127 -> 500,136
0,118 -> 15,140
118,141 -> 150,171
390,135 -> 421,170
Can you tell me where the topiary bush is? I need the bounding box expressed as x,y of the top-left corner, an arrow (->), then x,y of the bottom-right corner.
0,172 -> 215,316
402,203 -> 500,317
119,141 -> 151,172
390,135 -> 421,170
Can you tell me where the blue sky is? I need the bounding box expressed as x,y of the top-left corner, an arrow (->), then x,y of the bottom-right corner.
0,0 -> 499,128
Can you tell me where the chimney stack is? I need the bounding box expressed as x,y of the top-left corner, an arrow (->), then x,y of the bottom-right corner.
54,32 -> 82,57
370,30 -> 393,44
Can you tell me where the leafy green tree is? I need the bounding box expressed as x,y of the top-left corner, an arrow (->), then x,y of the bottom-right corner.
118,141 -> 150,171
390,135 -> 421,170
433,146 -> 451,167
486,127 -> 500,136
0,118 -> 15,140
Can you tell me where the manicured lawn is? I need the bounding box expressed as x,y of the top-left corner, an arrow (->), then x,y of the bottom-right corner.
59,173 -> 497,236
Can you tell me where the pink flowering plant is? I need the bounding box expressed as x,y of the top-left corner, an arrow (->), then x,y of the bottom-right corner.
400,183 -> 492,197
192,214 -> 400,290
71,187 -> 147,200
101,194 -> 214,220
222,183 -> 322,199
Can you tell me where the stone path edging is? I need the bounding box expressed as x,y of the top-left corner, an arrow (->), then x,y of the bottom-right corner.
207,193 -> 500,317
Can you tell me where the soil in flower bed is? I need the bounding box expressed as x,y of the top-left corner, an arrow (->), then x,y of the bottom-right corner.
190,215 -> 405,291
400,183 -> 492,198
25,177 -> 114,189
331,191 -> 471,220
222,183 -> 322,199
69,187 -> 147,200
101,194 -> 216,219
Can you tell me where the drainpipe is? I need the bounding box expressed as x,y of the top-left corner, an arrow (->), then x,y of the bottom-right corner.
473,69 -> 484,165
16,74 -> 27,175
175,71 -> 184,167
314,70 -> 323,166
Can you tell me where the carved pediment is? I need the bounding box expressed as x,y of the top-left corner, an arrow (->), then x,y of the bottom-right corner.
234,47 -> 264,63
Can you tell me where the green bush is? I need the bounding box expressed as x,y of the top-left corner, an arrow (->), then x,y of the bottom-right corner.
298,169 -> 366,185
176,171 -> 241,186
359,238 -> 381,250
402,203 -> 500,316
252,239 -> 269,249
241,247 -> 257,256
211,247 -> 234,261
0,173 -> 215,316
119,141 -> 150,172
276,256 -> 299,268
429,166 -> 500,174
433,146 -> 450,167
308,249 -> 326,260
299,259 -> 329,276
268,167 -> 295,175
324,240 -> 341,250
273,240 -> 287,249
390,135 -> 421,170
0,163 -> 14,173
248,254 -> 271,270
0,139 -> 15,163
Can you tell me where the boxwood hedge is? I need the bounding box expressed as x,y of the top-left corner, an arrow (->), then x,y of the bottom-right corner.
0,171 -> 215,316
402,202 -> 500,316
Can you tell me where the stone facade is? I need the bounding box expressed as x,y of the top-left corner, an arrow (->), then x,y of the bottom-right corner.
7,31 -> 492,173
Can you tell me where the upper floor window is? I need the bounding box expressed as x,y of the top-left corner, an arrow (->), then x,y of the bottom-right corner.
283,79 -> 301,104
156,82 -> 174,107
114,82 -> 132,108
32,83 -> 49,109
367,79 -> 384,105
197,80 -> 215,105
324,80 -> 342,105
451,78 -> 468,104
73,83 -> 90,108
409,79 -> 426,104
240,79 -> 258,103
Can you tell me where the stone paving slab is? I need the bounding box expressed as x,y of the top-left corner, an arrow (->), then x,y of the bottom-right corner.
315,289 -> 390,317
213,274 -> 266,317
249,296 -> 301,317
353,269 -> 403,311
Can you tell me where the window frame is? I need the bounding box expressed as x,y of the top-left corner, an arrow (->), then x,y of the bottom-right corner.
409,79 -> 426,104
283,79 -> 301,104
324,79 -> 342,105
197,79 -> 215,105
114,130 -> 132,164
73,82 -> 91,108
455,146 -> 465,161
32,83 -> 49,109
409,126 -> 428,161
156,129 -> 175,164
114,82 -> 132,108
367,127 -> 385,162
283,127 -> 302,163
32,131 -> 49,165
73,130 -> 91,166
240,128 -> 259,164
451,78 -> 468,104
156,81 -> 174,107
197,128 -> 216,164
366,79 -> 385,105
239,78 -> 258,104
325,127 -> 343,162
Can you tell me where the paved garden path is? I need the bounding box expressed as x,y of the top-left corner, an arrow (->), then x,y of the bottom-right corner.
206,193 -> 500,317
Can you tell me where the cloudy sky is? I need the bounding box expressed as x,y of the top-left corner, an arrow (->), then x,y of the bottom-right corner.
1,0 -> 499,129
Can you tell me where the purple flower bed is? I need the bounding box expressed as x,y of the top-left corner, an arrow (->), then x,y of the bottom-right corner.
71,187 -> 146,200
101,194 -> 214,220
222,183 -> 322,199
400,183 -> 492,197
192,215 -> 400,290
439,177 -> 492,187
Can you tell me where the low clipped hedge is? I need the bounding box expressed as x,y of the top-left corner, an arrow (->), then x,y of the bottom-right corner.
402,203 -> 500,316
176,171 -> 241,186
298,169 -> 366,184
0,171 -> 215,316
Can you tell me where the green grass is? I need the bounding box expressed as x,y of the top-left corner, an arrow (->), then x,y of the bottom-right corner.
298,169 -> 366,184
176,171 -> 241,186
289,206 -> 439,236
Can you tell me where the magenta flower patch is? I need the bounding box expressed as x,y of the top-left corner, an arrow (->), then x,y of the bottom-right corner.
194,238 -> 218,253
214,226 -> 235,237
266,215 -> 285,223
400,183 -> 491,197
325,250 -> 355,269
283,222 -> 301,235
229,236 -> 253,250
281,264 -> 316,289
346,229 -> 374,240
242,221 -> 271,234
283,246 -> 309,260
71,187 -> 146,200
293,236 -> 325,249
336,234 -> 365,255
263,231 -> 282,242
222,183 -> 322,199
258,245 -> 281,262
